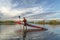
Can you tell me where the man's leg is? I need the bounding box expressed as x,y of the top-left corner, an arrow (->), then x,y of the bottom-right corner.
23,25 -> 27,40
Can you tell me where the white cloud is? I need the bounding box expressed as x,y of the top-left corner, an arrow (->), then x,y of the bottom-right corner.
0,0 -> 12,17
0,0 -> 26,17
0,0 -> 59,20
24,6 -> 45,17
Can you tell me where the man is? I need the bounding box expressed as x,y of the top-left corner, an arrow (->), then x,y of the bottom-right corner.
23,17 -> 27,26
23,17 -> 27,40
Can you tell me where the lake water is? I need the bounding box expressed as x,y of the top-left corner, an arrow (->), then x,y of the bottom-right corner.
0,24 -> 60,40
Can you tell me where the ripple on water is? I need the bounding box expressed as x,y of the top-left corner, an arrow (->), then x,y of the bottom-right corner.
0,31 -> 60,40
0,25 -> 60,40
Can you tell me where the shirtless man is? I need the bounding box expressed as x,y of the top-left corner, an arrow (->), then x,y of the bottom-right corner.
23,17 -> 27,40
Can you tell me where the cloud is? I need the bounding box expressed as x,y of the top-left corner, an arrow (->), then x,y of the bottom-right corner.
22,7 -> 45,17
0,0 -> 27,18
26,12 -> 57,19
45,12 -> 60,18
0,0 -> 12,17
0,0 -> 60,20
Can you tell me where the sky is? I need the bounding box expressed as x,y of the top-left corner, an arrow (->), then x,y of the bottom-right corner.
0,0 -> 60,20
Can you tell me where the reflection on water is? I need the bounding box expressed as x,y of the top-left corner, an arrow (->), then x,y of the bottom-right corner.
0,24 -> 60,40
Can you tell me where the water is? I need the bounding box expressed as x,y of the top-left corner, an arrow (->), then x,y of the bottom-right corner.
0,24 -> 60,40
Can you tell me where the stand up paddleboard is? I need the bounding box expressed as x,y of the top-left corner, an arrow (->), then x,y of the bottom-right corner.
15,21 -> 48,32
